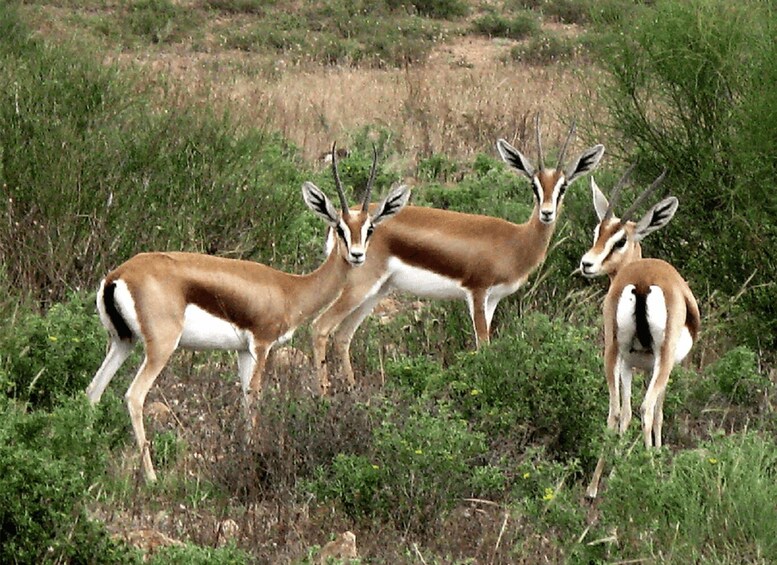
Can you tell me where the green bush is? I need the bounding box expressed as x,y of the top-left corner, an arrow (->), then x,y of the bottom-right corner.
0,295 -> 105,409
0,396 -> 137,564
307,402 -> 492,532
594,0 -> 777,349
148,542 -> 249,564
0,9 -> 310,305
707,346 -> 769,405
471,11 -> 539,40
121,0 -> 200,44
433,312 -> 606,465
509,32 -> 584,65
596,432 -> 777,562
386,0 -> 469,18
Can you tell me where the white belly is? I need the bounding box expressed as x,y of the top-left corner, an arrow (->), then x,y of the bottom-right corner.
387,257 -> 467,300
178,305 -> 250,350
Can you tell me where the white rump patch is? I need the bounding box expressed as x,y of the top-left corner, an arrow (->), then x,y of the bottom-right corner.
103,279 -> 142,338
387,257 -> 467,300
645,286 -> 667,346
675,326 -> 693,363
615,284 -> 638,352
179,304 -> 251,350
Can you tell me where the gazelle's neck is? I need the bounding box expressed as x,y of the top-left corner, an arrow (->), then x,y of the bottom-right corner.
290,243 -> 352,324
525,204 -> 557,260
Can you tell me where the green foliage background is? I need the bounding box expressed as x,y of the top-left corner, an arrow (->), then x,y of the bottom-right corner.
0,0 -> 775,562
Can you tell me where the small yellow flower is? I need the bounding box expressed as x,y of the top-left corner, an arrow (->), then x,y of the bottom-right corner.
708,457 -> 718,464
372,465 -> 380,470
542,487 -> 555,501
522,472 -> 531,480
470,389 -> 481,396
414,449 -> 423,455
48,335 -> 58,342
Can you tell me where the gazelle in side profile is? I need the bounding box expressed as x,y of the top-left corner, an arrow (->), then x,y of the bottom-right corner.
580,168 -> 700,498
86,146 -> 411,482
312,117 -> 605,393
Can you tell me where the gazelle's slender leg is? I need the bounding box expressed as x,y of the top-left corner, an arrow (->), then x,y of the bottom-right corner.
86,338 -> 134,404
484,295 -> 501,338
653,389 -> 667,449
312,281 -> 383,394
641,350 -> 674,448
466,290 -> 490,348
245,343 -> 271,412
125,333 -> 180,483
619,360 -> 633,434
332,288 -> 387,389
605,344 -> 621,431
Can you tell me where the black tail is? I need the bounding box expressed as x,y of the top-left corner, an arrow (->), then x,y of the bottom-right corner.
103,281 -> 134,340
633,287 -> 653,351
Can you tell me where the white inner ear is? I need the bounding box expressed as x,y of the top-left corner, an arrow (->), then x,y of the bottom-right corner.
591,178 -> 609,221
497,139 -> 535,179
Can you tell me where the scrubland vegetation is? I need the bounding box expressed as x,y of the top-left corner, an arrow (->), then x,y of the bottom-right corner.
0,0 -> 775,563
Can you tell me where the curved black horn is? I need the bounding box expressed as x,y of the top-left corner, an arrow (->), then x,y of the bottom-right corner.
362,144 -> 378,211
603,162 -> 638,221
620,169 -> 668,223
556,120 -> 576,170
535,113 -> 545,171
330,141 -> 350,214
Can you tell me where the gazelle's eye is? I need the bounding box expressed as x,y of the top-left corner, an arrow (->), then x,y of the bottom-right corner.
613,237 -> 627,250
366,225 -> 375,239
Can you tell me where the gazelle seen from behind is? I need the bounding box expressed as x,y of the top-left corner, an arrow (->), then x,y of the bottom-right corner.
86,146 -> 411,482
312,116 -> 605,393
580,168 -> 700,498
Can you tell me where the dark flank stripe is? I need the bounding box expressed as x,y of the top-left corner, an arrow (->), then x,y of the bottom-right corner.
104,281 -> 134,340
633,286 -> 653,351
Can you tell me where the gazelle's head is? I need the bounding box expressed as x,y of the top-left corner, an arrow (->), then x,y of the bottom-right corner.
302,143 -> 411,266
497,115 -> 604,225
580,168 -> 677,278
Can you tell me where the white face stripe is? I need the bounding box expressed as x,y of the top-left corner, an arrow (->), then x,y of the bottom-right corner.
581,227 -> 627,275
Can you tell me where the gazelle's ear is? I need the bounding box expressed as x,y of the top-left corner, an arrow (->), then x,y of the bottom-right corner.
372,184 -> 411,225
565,144 -> 605,185
633,197 -> 679,241
497,139 -> 535,180
591,177 -> 609,221
302,182 -> 340,226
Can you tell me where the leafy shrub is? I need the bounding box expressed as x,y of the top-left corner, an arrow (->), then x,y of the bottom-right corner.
417,152 -> 459,182
204,0 -> 267,15
433,312 -> 606,465
593,0 -> 777,349
706,346 -> 769,405
386,0 -> 469,18
0,10 -> 310,304
0,396 -> 137,564
509,32 -> 584,65
0,296 -> 105,409
148,542 -> 250,564
596,432 -> 777,562
307,402 -> 492,532
122,0 -> 199,44
417,152 -> 532,221
471,11 -> 539,40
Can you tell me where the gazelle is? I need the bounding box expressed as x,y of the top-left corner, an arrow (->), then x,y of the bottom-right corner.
312,117 -> 605,393
85,146 -> 411,482
580,168 -> 700,498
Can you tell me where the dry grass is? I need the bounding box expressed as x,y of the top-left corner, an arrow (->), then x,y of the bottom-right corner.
108,37 -> 598,169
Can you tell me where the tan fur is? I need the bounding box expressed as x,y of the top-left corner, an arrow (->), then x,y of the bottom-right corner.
582,201 -> 700,499
313,178 -> 568,391
86,182 -> 410,482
